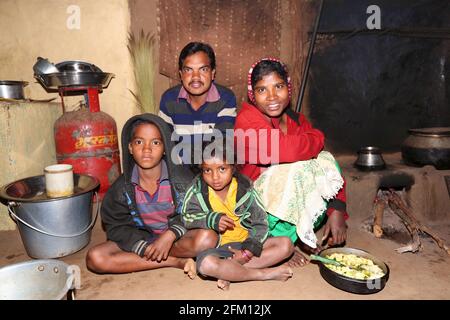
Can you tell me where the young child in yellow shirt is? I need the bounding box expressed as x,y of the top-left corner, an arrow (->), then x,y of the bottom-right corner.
181,141 -> 294,290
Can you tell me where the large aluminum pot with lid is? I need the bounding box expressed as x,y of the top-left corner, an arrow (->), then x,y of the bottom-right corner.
401,127 -> 450,170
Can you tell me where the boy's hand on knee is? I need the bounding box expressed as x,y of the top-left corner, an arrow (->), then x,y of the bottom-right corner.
143,231 -> 176,262
322,210 -> 348,246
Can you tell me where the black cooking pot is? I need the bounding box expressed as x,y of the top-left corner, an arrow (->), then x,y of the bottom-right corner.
401,127 -> 450,170
316,247 -> 389,294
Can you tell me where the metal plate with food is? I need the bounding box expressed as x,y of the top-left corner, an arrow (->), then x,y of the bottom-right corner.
315,247 -> 389,294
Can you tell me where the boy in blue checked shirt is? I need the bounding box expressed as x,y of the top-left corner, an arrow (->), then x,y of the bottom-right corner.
86,114 -> 218,276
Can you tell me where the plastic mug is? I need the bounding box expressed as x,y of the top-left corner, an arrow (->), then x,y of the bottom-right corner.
44,164 -> 74,198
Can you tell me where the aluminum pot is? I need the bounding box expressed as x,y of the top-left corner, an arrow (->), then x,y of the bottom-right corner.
316,247 -> 390,294
354,146 -> 386,171
0,259 -> 76,300
0,174 -> 99,259
0,80 -> 28,99
401,127 -> 450,170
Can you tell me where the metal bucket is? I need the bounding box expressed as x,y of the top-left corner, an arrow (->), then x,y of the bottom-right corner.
0,174 -> 99,259
0,259 -> 76,300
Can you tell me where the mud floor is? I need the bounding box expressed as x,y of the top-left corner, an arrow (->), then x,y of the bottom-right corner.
1,154 -> 449,300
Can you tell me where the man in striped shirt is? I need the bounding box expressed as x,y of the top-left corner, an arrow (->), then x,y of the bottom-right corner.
159,42 -> 237,165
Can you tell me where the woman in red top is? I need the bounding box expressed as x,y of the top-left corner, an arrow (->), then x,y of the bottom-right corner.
234,58 -> 348,266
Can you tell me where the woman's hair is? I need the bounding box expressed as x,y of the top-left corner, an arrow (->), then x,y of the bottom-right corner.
250,59 -> 289,90
247,58 -> 291,104
178,42 -> 216,70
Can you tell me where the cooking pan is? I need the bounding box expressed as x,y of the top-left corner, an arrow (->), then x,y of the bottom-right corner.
316,247 -> 389,294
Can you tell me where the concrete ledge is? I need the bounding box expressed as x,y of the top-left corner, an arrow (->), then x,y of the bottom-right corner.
0,101 -> 62,230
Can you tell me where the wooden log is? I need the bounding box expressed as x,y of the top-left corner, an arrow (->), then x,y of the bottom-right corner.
385,192 -> 422,253
387,189 -> 450,256
373,196 -> 385,238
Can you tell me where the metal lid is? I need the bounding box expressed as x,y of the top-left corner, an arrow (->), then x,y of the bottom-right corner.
0,174 -> 99,203
408,127 -> 450,137
33,57 -> 59,75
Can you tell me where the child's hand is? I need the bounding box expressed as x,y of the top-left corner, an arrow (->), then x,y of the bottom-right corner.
322,210 -> 348,246
218,215 -> 235,233
227,247 -> 253,265
143,231 -> 176,262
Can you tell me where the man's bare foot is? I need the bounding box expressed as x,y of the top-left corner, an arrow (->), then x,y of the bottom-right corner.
287,247 -> 309,267
183,258 -> 196,279
264,265 -> 294,281
217,279 -> 230,291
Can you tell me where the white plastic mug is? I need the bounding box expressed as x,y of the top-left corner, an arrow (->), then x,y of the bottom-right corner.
44,164 -> 74,198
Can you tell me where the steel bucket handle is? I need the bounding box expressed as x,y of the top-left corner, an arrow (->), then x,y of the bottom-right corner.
7,192 -> 100,238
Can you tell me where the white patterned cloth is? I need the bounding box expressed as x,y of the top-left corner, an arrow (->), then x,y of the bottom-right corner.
254,151 -> 344,248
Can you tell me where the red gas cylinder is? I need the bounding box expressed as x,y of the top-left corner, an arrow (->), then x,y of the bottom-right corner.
54,87 -> 121,199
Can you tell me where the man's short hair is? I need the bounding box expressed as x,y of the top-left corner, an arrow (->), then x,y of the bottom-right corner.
178,42 -> 216,71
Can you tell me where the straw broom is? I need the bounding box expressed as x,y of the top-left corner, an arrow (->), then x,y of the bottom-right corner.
127,30 -> 157,114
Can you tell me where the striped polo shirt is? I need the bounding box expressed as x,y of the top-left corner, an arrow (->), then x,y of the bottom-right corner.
159,83 -> 237,163
159,83 -> 236,135
131,160 -> 175,235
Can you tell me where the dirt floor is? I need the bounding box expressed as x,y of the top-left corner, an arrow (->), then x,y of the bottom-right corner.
1,154 -> 450,300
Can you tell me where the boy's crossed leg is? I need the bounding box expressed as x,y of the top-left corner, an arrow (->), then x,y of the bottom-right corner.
197,236 -> 294,290
86,229 -> 217,277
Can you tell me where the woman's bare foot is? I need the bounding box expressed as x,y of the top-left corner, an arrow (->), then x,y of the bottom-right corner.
264,265 -> 294,281
287,247 -> 309,267
183,258 -> 196,279
217,279 -> 230,291
298,240 -> 321,254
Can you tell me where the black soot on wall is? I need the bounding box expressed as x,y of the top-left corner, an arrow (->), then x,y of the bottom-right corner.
307,0 -> 450,153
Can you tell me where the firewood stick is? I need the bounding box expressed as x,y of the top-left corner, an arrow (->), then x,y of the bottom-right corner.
417,224 -> 450,255
391,207 -> 422,253
373,198 -> 385,238
389,190 -> 450,256
386,195 -> 422,253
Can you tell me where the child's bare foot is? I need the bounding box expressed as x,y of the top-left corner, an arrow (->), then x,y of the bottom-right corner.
217,279 -> 230,291
264,265 -> 294,281
183,258 -> 196,279
287,247 -> 309,267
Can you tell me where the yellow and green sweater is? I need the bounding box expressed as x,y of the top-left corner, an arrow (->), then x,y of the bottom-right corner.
181,173 -> 269,257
